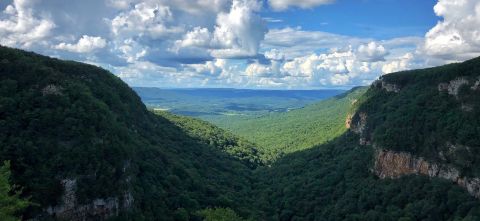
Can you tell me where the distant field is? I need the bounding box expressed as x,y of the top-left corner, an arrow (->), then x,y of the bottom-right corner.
133,87 -> 345,120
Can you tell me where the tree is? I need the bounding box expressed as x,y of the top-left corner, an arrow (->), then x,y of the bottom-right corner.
197,207 -> 248,221
0,161 -> 30,221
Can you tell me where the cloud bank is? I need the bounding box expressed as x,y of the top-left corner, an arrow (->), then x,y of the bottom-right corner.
0,0 -> 479,89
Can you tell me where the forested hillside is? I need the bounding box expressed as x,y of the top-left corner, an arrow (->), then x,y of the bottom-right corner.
213,87 -> 367,161
249,57 -> 480,220
153,110 -> 266,167
352,57 -> 480,176
0,46 -> 257,220
252,133 -> 480,220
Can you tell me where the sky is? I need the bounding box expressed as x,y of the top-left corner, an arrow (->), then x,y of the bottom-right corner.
0,0 -> 479,89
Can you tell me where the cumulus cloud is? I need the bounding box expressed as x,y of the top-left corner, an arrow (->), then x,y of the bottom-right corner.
357,42 -> 389,62
282,50 -> 355,85
268,0 -> 334,11
174,0 -> 267,59
245,60 -> 284,78
263,27 -> 367,59
0,0 -> 55,47
1,0 -> 480,89
264,49 -> 285,61
382,53 -> 415,74
422,0 -> 480,62
110,2 -> 183,39
54,35 -> 107,53
186,59 -> 225,77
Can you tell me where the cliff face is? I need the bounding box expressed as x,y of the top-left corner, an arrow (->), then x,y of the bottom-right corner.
372,78 -> 401,93
348,57 -> 480,199
437,77 -> 469,97
45,179 -> 133,220
374,149 -> 480,198
349,112 -> 369,145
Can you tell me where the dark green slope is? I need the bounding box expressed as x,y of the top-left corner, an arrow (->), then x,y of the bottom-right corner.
250,58 -> 480,220
153,110 -> 266,167
0,46 -> 257,220
253,133 -> 480,221
353,57 -> 480,176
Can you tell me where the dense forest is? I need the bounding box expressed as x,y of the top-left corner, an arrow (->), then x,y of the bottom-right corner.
352,57 -> 480,176
153,110 -> 266,167
0,46 -> 257,220
1,46 -> 480,220
212,87 -> 367,161
253,133 -> 480,221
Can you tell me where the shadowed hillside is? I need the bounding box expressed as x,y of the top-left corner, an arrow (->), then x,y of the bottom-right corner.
0,46 -> 258,220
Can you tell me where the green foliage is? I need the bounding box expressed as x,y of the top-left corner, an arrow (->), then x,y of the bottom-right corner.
354,57 -> 480,176
252,133 -> 480,221
197,207 -> 248,221
0,161 -> 30,221
0,45 -> 256,219
154,111 -> 266,167
212,87 -> 367,161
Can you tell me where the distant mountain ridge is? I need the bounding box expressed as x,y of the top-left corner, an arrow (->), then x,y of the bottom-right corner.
133,87 -> 344,119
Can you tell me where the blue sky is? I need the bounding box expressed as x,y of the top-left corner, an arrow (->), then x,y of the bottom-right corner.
262,0 -> 438,39
0,0 -> 479,89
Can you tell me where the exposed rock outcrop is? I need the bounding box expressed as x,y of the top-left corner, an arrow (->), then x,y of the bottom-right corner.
373,79 -> 401,93
42,84 -> 63,96
45,179 -> 133,221
350,112 -> 369,145
345,114 -> 353,129
374,149 -> 480,198
438,77 -> 469,97
472,77 -> 480,90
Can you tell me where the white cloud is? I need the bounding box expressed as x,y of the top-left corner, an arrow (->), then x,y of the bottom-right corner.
422,0 -> 480,62
0,0 -> 55,47
382,53 -> 414,74
2,0 -> 480,89
268,0 -> 334,11
54,35 -> 107,53
264,49 -> 285,60
174,0 -> 267,59
263,27 -> 367,59
282,50 -> 356,85
110,2 -> 183,39
245,60 -> 284,78
174,27 -> 212,49
330,74 -> 350,85
357,42 -> 389,62
187,59 -> 224,77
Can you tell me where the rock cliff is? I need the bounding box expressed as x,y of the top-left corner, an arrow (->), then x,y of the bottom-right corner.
374,149 -> 480,198
45,179 -> 133,221
437,77 -> 470,97
373,78 -> 401,93
350,112 -> 369,145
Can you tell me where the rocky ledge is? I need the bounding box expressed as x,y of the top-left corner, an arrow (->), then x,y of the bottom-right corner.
374,149 -> 480,198
45,179 -> 133,221
373,79 -> 401,93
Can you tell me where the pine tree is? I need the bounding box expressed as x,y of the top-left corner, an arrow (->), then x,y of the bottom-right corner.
0,161 -> 30,221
